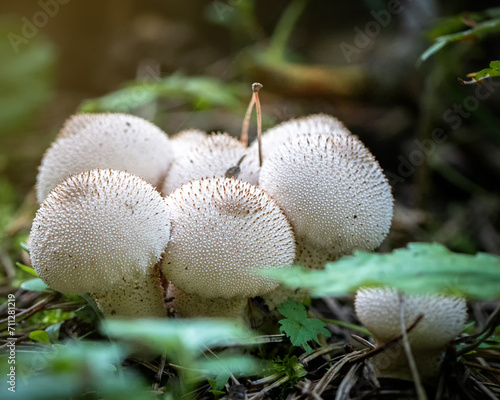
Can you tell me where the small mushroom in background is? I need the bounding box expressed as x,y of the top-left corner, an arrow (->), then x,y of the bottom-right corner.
29,169 -> 171,319
355,288 -> 467,382
161,132 -> 257,195
260,133 -> 393,267
36,113 -> 174,203
161,177 -> 296,321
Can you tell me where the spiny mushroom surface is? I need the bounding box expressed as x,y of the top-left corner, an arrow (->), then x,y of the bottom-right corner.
162,177 -> 296,318
259,134 -> 393,259
355,288 -> 467,381
29,169 -> 171,318
36,113 -> 173,203
250,113 -> 351,160
161,133 -> 256,194
169,129 -> 207,158
241,114 -> 351,183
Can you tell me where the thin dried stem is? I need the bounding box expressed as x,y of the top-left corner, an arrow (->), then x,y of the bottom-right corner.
398,293 -> 427,400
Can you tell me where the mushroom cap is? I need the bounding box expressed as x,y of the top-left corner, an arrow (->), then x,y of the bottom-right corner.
29,169 -> 171,294
259,134 -> 393,256
162,132 -> 256,194
170,129 -> 207,158
162,177 -> 296,299
36,113 -> 173,203
57,113 -> 98,139
250,113 -> 351,160
355,288 -> 467,349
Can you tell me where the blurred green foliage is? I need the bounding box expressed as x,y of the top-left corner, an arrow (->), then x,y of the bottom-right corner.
0,16 -> 56,137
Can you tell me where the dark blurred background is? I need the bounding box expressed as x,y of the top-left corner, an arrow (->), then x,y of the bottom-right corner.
1,0 -> 499,274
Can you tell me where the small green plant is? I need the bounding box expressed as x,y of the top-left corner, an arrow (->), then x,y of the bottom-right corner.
278,298 -> 331,353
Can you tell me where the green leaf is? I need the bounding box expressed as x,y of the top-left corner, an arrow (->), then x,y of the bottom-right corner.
265,243 -> 500,299
101,318 -> 256,354
45,322 -> 63,343
29,330 -> 50,343
16,262 -> 38,276
461,60 -> 500,83
21,278 -> 53,293
419,18 -> 500,64
79,73 -> 243,114
278,299 -> 331,352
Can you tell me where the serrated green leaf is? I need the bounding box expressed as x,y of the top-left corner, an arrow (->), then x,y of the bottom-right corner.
264,243 -> 500,299
16,262 -> 38,276
21,278 -> 53,293
278,299 -> 331,352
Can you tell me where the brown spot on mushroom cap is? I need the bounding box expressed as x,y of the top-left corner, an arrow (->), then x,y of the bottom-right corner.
36,113 -> 173,203
162,132 -> 257,194
29,169 -> 171,295
162,177 -> 296,299
355,288 -> 467,349
259,134 -> 393,256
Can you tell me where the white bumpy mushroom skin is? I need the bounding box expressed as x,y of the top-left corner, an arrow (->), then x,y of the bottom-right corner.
162,133 -> 257,194
169,129 -> 207,158
29,169 -> 171,318
259,134 -> 393,261
166,284 -> 247,320
250,113 -> 350,159
242,114 -> 351,183
36,113 -> 173,203
162,177 -> 296,319
355,288 -> 467,381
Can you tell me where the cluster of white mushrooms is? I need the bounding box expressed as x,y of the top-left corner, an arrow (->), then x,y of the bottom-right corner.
27,96 -> 466,381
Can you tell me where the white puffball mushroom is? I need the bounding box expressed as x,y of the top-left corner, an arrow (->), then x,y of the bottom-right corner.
256,113 -> 350,158
162,132 -> 257,194
29,169 -> 171,318
355,288 -> 467,381
241,114 -> 351,183
57,113 -> 97,138
36,113 -> 173,203
259,134 -> 393,262
169,129 -> 207,158
162,177 -> 296,319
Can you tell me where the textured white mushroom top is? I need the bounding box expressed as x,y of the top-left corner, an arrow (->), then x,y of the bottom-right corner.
241,114 -> 351,185
169,129 -> 207,159
36,113 -> 173,203
259,134 -> 393,256
249,113 -> 351,160
162,177 -> 296,299
355,288 -> 467,349
29,169 -> 171,294
162,133 -> 257,194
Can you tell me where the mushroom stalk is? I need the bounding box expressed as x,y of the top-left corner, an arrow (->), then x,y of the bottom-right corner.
167,284 -> 247,322
91,266 -> 167,319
